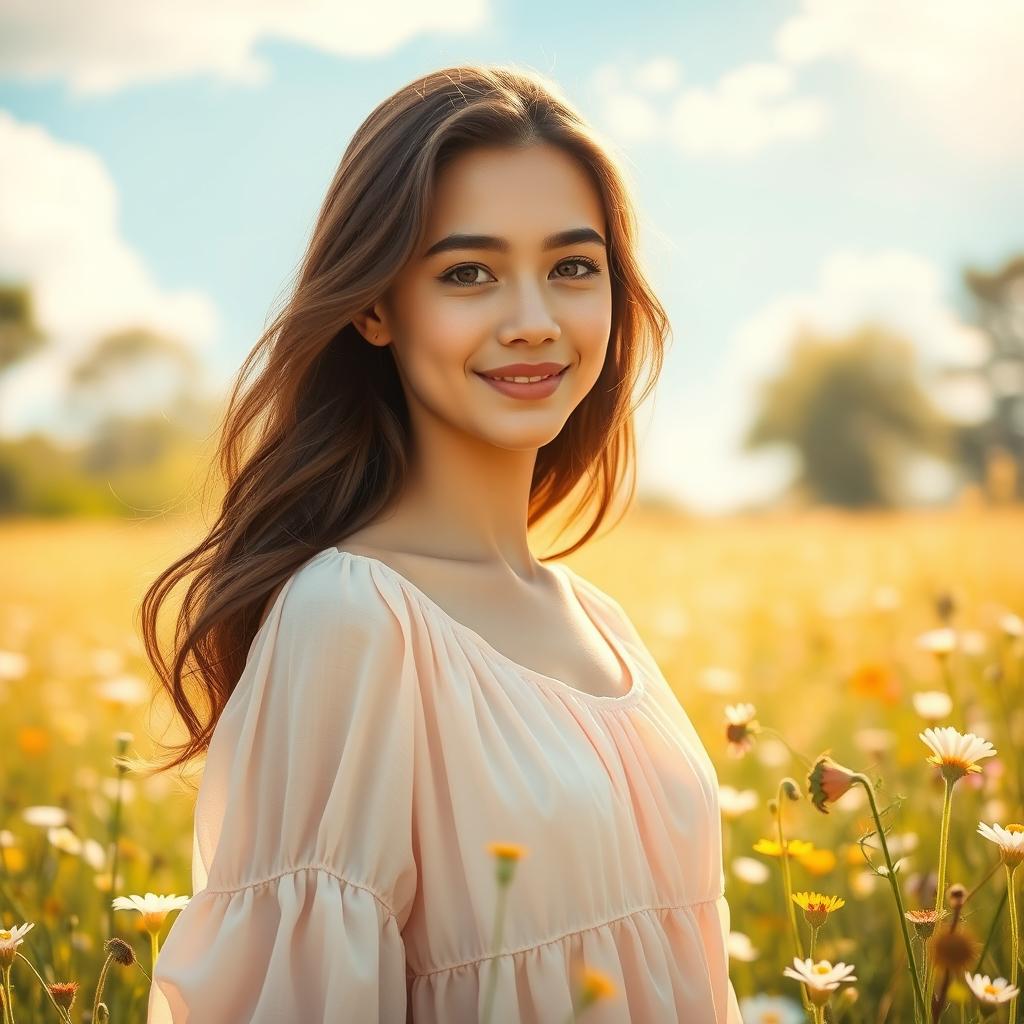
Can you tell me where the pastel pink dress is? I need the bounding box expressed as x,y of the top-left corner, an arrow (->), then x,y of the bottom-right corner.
148,547 -> 742,1023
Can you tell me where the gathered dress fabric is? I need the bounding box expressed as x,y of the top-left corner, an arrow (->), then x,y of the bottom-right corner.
148,547 -> 742,1023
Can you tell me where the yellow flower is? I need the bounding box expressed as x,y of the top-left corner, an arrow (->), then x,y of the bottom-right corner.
797,848 -> 838,876
792,891 -> 846,928
579,966 -> 616,1004
486,842 -> 528,861
753,838 -> 815,858
487,841 -> 529,886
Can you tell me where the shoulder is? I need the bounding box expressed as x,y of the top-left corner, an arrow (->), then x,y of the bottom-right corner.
559,562 -> 628,617
256,547 -> 407,645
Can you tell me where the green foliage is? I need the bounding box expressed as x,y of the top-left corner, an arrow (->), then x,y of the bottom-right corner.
744,324 -> 955,507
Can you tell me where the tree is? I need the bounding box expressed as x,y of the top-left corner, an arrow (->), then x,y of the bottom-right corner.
743,323 -> 953,508
0,282 -> 46,374
938,254 -> 1024,501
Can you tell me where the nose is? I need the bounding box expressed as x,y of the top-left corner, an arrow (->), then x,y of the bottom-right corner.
497,277 -> 561,346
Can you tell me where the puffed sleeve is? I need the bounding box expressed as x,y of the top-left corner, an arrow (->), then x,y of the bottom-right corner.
148,549 -> 422,1023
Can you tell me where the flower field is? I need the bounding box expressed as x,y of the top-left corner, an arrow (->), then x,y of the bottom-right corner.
0,506 -> 1022,1022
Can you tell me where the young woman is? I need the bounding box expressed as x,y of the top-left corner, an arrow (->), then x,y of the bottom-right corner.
141,63 -> 741,1023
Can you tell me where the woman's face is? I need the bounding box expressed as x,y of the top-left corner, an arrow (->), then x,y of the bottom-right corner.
359,142 -> 613,452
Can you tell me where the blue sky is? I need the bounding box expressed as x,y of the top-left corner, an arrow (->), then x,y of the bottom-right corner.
1,0 -> 1021,513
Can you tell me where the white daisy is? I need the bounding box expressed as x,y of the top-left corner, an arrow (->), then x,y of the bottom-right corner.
727,931 -> 759,962
920,726 -> 996,782
738,993 -> 806,1024
719,786 -> 758,819
111,892 -> 190,934
783,957 -> 857,1005
724,703 -> 760,758
22,805 -> 68,828
912,690 -> 953,723
977,821 -> 1024,868
998,612 -> 1023,638
47,826 -> 83,856
732,856 -> 770,885
0,922 -> 34,967
964,971 -> 1019,1004
916,627 -> 958,657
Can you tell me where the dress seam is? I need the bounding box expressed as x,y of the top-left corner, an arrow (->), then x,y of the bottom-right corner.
197,864 -> 397,919
409,891 -> 726,980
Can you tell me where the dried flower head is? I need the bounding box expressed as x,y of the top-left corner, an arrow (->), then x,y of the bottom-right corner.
946,883 -> 968,909
104,936 -> 136,966
48,981 -> 79,1010
929,925 -> 980,973
904,908 -> 948,941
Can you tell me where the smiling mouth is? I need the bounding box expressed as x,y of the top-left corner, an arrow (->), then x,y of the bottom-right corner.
473,364 -> 570,399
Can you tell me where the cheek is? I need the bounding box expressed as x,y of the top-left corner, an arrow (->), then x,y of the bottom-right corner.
569,293 -> 614,366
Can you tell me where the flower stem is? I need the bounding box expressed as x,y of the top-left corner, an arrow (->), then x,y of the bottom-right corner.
934,779 -> 954,918
3,965 -> 15,1024
1007,864 -> 1019,1024
91,954 -> 113,1024
774,781 -> 812,1021
926,776 -> 955,1013
13,953 -> 73,1022
480,884 -> 508,1024
150,931 -> 159,976
853,773 -> 926,1023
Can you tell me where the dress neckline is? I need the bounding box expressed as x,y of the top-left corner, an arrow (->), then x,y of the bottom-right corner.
323,547 -> 645,708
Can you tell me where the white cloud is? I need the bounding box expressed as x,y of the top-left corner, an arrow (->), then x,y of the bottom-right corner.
632,57 -> 681,95
639,248 -> 990,513
0,0 -> 489,96
667,62 -> 827,158
776,0 -> 1024,161
591,58 -> 827,157
0,109 -> 220,440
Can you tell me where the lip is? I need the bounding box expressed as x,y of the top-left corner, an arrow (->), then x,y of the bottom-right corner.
474,364 -> 569,401
477,361 -> 568,378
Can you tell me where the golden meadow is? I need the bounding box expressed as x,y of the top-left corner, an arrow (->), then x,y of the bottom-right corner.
1,505 -> 1022,1023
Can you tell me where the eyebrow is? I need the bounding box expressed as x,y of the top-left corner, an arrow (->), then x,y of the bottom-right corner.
423,226 -> 606,259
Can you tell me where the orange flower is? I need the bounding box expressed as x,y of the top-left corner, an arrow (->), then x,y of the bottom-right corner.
849,662 -> 901,704
807,753 -> 860,814
17,726 -> 50,757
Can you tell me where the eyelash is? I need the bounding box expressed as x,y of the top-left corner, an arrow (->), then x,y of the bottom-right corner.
439,256 -> 603,288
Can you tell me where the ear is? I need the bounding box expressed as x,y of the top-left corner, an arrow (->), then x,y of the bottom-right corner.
351,304 -> 391,347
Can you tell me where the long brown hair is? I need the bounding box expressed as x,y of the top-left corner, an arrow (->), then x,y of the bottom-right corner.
138,62 -> 670,778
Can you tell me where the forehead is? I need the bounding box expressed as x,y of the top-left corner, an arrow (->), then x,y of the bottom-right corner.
425,142 -> 606,242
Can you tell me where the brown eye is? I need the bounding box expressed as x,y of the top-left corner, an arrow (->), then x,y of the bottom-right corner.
555,257 -> 601,279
